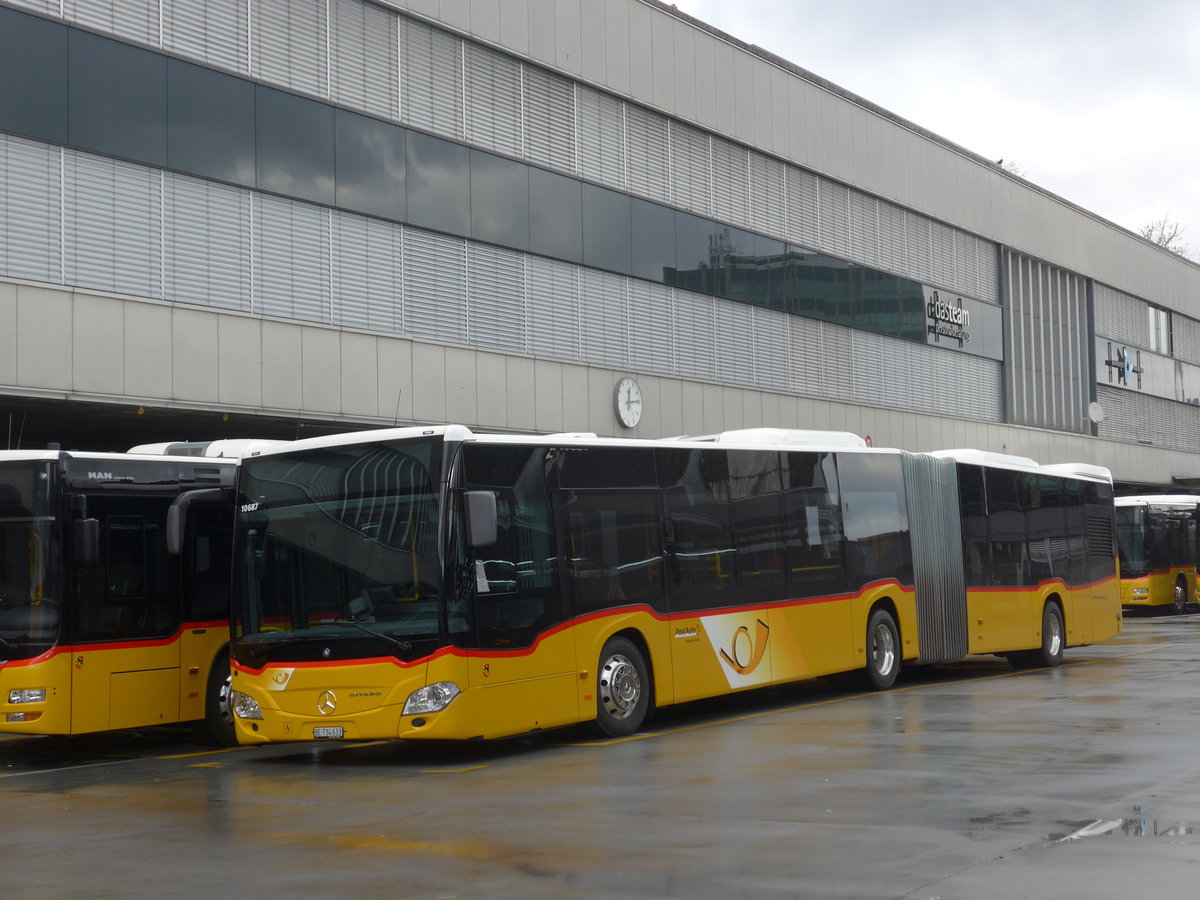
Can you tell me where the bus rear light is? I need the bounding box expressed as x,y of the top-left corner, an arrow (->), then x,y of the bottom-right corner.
6,711 -> 42,722
403,682 -> 461,716
231,691 -> 263,720
8,688 -> 46,704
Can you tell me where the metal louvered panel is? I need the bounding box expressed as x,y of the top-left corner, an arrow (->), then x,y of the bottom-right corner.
786,314 -> 822,397
901,452 -> 968,664
66,0 -> 158,46
673,293 -> 716,380
905,212 -> 933,285
467,243 -> 526,353
576,87 -> 625,190
1173,315 -> 1200,367
524,66 -> 576,174
625,104 -> 670,204
399,16 -> 462,140
255,196 -> 329,323
1094,282 -> 1147,344
403,228 -> 467,343
579,268 -> 629,369
164,173 -> 252,311
748,153 -> 786,238
164,0 -> 249,72
785,166 -> 819,249
929,220 -> 957,289
4,0 -> 58,14
669,122 -> 711,214
331,0 -> 398,121
850,332 -> 886,407
1,135 -> 62,284
329,212 -> 403,334
847,190 -> 879,268
629,279 -> 675,373
751,306 -> 790,391
714,301 -> 754,387
877,200 -> 907,275
464,44 -> 523,158
814,321 -> 853,399
252,0 -> 327,98
526,255 -> 581,362
711,140 -> 749,228
816,181 -> 849,258
65,152 -> 161,298
1095,385 -> 1200,454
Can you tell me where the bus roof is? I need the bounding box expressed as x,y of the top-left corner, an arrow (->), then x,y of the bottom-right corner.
1115,494 -> 1200,508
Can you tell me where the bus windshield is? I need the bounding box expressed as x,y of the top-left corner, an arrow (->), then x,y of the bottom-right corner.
1115,505 -> 1149,578
0,461 -> 60,660
232,437 -> 443,665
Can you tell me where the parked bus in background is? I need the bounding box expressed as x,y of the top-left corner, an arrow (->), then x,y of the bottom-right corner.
0,441 -> 265,745
1114,494 -> 1198,614
225,426 -> 1120,745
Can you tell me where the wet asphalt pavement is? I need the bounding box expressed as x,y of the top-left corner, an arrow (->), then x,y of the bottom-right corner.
4,612 -> 1200,899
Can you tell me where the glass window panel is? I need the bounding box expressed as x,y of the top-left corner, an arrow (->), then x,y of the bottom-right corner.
406,131 -> 470,237
529,167 -> 583,264
0,7 -> 68,144
335,108 -> 405,221
256,85 -> 335,206
838,452 -> 912,591
721,225 -> 762,305
671,211 -> 724,296
167,58 -> 255,186
630,198 -> 676,282
470,149 -> 529,250
69,29 -> 167,166
782,452 -> 846,599
562,490 -> 664,615
582,183 -> 632,275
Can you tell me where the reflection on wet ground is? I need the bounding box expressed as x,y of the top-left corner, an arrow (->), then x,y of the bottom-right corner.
1053,806 -> 1200,842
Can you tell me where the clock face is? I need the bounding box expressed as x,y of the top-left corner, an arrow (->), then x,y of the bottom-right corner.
614,376 -> 643,428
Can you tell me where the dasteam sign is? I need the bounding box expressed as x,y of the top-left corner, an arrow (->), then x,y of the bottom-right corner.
922,287 -> 1002,361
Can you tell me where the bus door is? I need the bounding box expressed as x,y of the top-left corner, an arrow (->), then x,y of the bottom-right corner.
176,503 -> 233,724
71,496 -> 182,733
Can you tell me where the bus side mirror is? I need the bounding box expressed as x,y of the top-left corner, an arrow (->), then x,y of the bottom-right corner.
166,487 -> 231,556
465,490 -> 498,548
73,518 -> 99,564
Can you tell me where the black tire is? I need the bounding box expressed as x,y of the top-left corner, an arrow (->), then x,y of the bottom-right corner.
1173,576 -> 1188,615
1009,602 -> 1064,669
864,608 -> 900,690
595,637 -> 649,738
196,649 -> 237,747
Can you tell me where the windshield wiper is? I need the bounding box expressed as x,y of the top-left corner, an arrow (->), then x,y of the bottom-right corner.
241,633 -> 309,660
333,621 -> 414,654
0,635 -> 18,653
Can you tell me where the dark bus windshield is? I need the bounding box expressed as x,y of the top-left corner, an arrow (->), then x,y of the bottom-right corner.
232,438 -> 443,664
0,461 -> 60,659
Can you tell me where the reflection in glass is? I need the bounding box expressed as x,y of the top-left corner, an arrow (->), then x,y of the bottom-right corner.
0,7 -> 68,144
470,150 -> 529,250
335,109 -> 406,221
529,168 -> 583,264
69,29 -> 167,166
582,183 -> 632,275
256,85 -> 335,206
630,198 -> 676,282
406,131 -> 470,237
168,59 -> 255,186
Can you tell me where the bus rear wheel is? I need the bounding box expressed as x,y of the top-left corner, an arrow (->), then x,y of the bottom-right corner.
865,608 -> 900,690
1174,576 -> 1188,615
595,637 -> 649,738
1009,602 -> 1064,669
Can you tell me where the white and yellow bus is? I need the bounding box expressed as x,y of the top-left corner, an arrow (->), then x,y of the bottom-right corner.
226,426 -> 1121,744
0,442 -> 255,744
1114,494 -> 1198,614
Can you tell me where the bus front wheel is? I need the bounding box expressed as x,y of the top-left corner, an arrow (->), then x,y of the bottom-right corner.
865,608 -> 900,690
1174,576 -> 1188,615
595,637 -> 649,738
197,649 -> 238,747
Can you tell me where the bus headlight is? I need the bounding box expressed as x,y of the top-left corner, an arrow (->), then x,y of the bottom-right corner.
231,691 -> 264,720
403,682 -> 461,715
8,688 -> 46,704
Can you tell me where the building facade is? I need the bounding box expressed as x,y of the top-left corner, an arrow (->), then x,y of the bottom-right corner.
0,0 -> 1198,487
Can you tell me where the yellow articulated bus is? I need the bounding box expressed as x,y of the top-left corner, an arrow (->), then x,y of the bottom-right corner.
1114,495 -> 1198,614
226,425 -> 1121,745
0,441 -> 261,745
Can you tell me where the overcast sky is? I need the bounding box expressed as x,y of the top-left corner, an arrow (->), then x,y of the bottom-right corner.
671,0 -> 1200,250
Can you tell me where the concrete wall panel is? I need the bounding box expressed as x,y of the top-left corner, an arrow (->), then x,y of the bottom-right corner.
339,331 -> 379,417
171,308 -> 219,403
16,285 -> 72,391
71,295 -> 124,397
260,321 -> 303,413
216,315 -> 263,408
0,283 -> 16,388
123,301 -> 172,401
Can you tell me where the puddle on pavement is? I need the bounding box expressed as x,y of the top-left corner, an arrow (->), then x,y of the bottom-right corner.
1051,806 -> 1200,842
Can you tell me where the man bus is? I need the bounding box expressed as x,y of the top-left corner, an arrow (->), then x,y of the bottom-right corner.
0,441 -> 264,745
1114,494 -> 1198,614
225,426 -> 1121,744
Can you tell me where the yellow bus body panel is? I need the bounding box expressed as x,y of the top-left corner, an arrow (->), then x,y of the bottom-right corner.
1120,567 -> 1194,608
0,624 -> 229,737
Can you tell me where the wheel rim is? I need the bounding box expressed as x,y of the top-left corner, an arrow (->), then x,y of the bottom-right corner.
871,622 -> 896,677
1047,612 -> 1063,657
599,653 -> 642,720
1175,581 -> 1187,613
216,674 -> 234,728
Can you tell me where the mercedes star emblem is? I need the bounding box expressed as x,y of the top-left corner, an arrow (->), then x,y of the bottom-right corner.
317,690 -> 337,715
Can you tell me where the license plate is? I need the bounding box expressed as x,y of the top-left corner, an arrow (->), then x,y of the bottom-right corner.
312,726 -> 344,739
